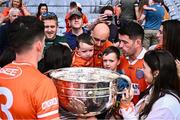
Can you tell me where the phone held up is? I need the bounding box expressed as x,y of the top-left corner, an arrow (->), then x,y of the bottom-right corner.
106,15 -> 113,21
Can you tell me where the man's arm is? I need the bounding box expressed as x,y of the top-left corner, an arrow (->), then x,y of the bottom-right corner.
21,3 -> 31,16
33,77 -> 60,120
137,14 -> 145,25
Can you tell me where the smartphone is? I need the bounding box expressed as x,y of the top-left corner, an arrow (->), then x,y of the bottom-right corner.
106,16 -> 113,21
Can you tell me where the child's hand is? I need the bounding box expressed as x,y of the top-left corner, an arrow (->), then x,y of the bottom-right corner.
120,87 -> 134,107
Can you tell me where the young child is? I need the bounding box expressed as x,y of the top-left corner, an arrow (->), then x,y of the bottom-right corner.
102,46 -> 130,119
102,46 -> 120,72
71,33 -> 94,67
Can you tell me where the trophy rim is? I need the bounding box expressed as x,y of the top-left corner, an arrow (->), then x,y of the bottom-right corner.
47,67 -> 121,83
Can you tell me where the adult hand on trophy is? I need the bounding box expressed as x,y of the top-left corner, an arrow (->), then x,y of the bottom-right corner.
119,87 -> 136,118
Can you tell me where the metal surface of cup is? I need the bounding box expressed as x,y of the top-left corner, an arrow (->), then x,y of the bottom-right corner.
48,67 -> 130,117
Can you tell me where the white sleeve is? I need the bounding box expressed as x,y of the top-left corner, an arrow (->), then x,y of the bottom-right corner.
146,94 -> 180,119
120,102 -> 139,120
120,103 -> 174,120
146,107 -> 174,120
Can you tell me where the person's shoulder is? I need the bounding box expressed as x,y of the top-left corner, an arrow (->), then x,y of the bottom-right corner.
72,52 -> 87,67
55,35 -> 67,42
2,7 -> 10,15
149,44 -> 157,50
15,64 -> 47,79
155,94 -> 180,108
117,55 -> 127,69
105,40 -> 113,47
65,12 -> 70,19
1,63 -> 46,82
0,23 -> 8,31
151,93 -> 180,118
64,31 -> 73,36
22,64 -> 46,78
27,67 -> 55,89
55,35 -> 64,39
38,73 -> 55,86
152,4 -> 163,8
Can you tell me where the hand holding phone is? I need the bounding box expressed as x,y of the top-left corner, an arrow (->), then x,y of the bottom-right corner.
106,15 -> 113,21
97,14 -> 108,23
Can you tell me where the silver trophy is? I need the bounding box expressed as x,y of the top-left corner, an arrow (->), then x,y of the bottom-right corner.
48,67 -> 131,117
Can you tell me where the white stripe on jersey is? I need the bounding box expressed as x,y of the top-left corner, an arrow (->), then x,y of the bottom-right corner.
37,109 -> 59,118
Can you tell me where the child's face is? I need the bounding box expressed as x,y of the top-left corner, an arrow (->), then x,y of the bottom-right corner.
103,53 -> 120,71
77,42 -> 94,59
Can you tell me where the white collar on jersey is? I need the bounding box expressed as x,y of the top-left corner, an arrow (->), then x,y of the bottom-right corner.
126,47 -> 147,65
12,61 -> 33,66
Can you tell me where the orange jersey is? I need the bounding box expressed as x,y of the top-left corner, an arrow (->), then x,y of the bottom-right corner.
117,48 -> 148,104
65,13 -> 70,32
1,7 -> 10,16
71,51 -> 94,67
149,44 -> 162,50
0,62 -> 60,119
65,12 -> 88,32
2,7 -> 24,17
93,40 -> 112,68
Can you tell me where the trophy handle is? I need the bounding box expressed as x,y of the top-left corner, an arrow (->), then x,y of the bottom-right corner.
116,74 -> 131,95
